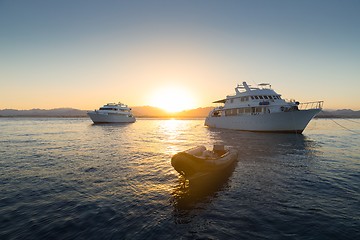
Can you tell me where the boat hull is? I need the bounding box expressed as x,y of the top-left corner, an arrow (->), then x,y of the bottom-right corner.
204,109 -> 321,133
87,112 -> 136,123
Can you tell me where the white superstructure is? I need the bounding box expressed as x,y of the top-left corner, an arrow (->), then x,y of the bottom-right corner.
87,102 -> 136,123
205,82 -> 323,133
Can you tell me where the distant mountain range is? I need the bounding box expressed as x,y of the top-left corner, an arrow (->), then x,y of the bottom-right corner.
316,109 -> 360,118
0,106 -> 214,118
0,107 -> 359,118
0,108 -> 87,117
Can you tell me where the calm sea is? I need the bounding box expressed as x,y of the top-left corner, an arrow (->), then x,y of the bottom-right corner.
0,118 -> 359,239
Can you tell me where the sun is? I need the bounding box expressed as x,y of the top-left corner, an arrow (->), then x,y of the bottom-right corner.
150,86 -> 196,113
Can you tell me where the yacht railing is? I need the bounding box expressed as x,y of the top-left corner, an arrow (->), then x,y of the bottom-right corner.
298,101 -> 324,110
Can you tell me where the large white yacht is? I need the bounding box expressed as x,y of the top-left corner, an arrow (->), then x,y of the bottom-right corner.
87,102 -> 136,124
205,82 -> 323,133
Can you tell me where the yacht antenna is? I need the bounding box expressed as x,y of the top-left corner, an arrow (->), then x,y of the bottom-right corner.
242,82 -> 251,91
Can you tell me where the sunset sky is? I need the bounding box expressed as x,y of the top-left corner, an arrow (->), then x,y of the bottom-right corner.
1,0 -> 359,111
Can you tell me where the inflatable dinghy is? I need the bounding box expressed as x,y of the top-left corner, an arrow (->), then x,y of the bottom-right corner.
171,145 -> 238,179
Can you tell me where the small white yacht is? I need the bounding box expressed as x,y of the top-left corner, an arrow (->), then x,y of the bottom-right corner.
87,102 -> 136,123
205,82 -> 323,133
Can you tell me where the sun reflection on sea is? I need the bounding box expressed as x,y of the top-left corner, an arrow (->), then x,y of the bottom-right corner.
157,119 -> 200,155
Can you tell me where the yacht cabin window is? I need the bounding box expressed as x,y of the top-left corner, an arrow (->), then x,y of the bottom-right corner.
240,96 -> 249,102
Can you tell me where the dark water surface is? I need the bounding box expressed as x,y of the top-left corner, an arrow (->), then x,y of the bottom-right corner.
0,118 -> 359,239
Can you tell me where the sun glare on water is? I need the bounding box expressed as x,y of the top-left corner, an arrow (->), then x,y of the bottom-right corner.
150,86 -> 196,113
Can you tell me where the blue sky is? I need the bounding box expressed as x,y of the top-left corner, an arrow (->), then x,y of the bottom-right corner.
1,0 -> 359,110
